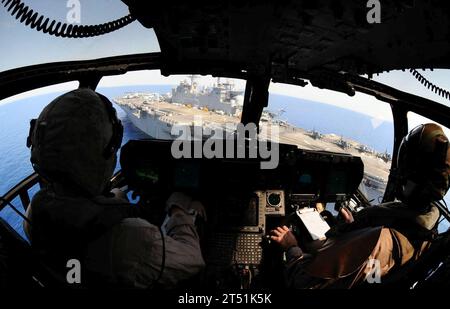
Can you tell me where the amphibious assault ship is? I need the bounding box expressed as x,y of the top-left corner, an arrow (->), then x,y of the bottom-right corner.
115,78 -> 244,139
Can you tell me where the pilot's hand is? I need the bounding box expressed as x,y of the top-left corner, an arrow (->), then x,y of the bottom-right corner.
270,226 -> 298,251
340,207 -> 354,224
166,192 -> 192,213
166,192 -> 207,220
189,200 -> 207,221
110,187 -> 129,201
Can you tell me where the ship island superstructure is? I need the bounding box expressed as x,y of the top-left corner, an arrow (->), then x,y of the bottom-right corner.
171,76 -> 244,116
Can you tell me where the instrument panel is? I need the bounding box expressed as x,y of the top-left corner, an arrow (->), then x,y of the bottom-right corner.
120,139 -> 364,204
120,139 -> 364,271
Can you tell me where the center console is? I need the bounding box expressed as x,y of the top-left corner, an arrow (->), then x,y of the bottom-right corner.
120,139 -> 364,280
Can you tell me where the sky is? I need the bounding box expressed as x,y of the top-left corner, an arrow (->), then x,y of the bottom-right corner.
0,0 -> 158,70
1,0 -> 449,131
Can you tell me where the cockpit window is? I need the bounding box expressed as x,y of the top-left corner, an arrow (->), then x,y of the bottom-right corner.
373,70 -> 450,108
100,71 -> 246,158
0,82 -> 79,238
0,0 -> 159,72
268,81 -> 394,205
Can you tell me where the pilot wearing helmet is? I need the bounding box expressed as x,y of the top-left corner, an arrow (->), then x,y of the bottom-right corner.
23,88 -> 205,288
271,123 -> 450,288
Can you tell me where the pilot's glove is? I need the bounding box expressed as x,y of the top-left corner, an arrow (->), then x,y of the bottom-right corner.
166,192 -> 207,221
339,207 -> 354,224
166,192 -> 192,213
189,200 -> 207,221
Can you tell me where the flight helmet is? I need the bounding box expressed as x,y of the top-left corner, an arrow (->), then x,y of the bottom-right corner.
396,123 -> 450,211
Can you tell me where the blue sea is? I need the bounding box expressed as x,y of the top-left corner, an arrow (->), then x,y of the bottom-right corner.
0,85 -> 447,237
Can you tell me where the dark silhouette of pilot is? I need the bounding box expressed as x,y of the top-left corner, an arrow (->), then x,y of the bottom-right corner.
271,123 -> 449,288
24,89 -> 205,288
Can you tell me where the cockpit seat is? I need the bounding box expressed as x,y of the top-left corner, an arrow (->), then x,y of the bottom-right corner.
379,229 -> 450,288
298,226 -> 450,288
0,217 -> 34,287
0,217 -> 67,287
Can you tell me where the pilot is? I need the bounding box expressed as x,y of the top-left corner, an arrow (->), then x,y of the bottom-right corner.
271,123 -> 449,288
23,89 -> 205,288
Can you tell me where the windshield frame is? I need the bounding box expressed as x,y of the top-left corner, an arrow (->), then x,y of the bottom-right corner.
2,53 -> 450,204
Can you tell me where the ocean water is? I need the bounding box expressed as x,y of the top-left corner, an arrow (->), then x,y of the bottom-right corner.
0,85 -> 447,237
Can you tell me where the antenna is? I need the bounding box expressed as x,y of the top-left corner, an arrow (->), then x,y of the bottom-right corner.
189,75 -> 198,85
188,75 -> 198,93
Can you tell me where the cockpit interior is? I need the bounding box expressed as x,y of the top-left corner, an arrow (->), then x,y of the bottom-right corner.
117,139 -> 364,287
1,0 -> 450,289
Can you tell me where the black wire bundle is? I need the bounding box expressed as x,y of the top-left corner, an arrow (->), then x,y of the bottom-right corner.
1,0 -> 136,38
410,69 -> 450,100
